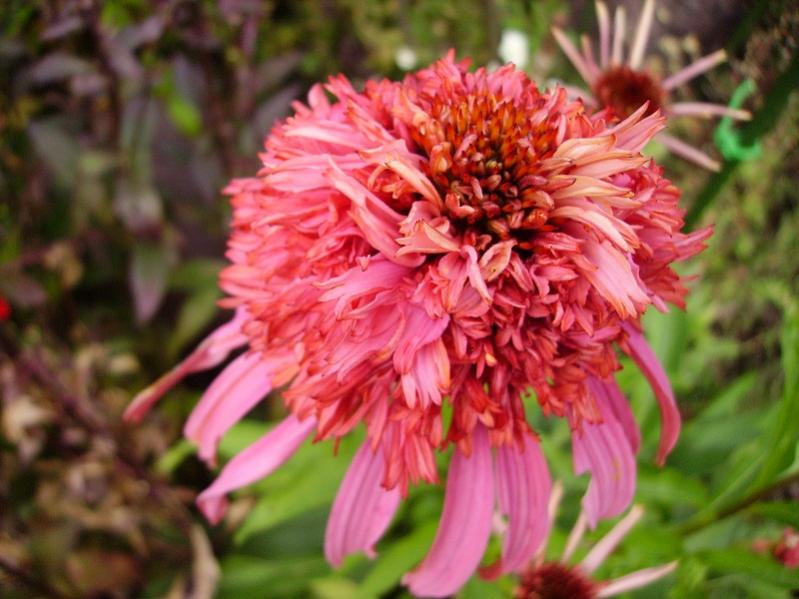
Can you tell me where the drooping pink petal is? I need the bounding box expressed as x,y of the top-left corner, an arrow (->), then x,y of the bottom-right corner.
597,561 -> 678,597
196,415 -> 317,523
124,309 -> 248,422
403,426 -> 494,597
184,352 -> 278,465
491,433 -> 552,574
572,399 -> 637,528
622,323 -> 680,465
587,376 -> 641,454
325,441 -> 402,567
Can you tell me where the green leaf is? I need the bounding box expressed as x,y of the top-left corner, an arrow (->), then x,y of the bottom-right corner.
752,307 -> 799,488
699,549 -> 799,588
217,555 -> 329,599
233,431 -> 361,543
748,501 -> 799,528
359,521 -> 437,596
166,286 -> 221,359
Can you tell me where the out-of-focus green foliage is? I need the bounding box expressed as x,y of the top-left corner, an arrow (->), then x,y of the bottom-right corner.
1,1 -> 798,597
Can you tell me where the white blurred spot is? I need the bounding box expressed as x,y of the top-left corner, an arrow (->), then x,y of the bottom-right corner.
498,29 -> 529,69
395,46 -> 418,71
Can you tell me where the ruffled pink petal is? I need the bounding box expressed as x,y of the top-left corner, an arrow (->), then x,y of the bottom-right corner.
196,415 -> 316,523
490,433 -> 552,575
325,441 -> 402,567
622,324 -> 680,465
184,352 -> 277,465
123,309 -> 248,422
403,426 -> 494,597
572,398 -> 637,528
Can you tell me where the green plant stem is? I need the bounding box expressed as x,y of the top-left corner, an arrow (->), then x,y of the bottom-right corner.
678,469 -> 799,536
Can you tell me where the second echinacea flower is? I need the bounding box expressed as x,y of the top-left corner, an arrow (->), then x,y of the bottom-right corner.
127,53 -> 710,596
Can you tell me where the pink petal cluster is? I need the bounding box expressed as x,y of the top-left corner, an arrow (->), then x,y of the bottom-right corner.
553,0 -> 751,171
127,53 -> 709,597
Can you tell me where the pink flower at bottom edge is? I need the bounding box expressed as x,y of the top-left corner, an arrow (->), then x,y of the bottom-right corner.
127,53 -> 709,597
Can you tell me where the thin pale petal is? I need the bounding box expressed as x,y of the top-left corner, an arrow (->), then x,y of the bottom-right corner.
656,132 -> 721,171
612,5 -> 626,65
552,27 -> 595,85
403,426 -> 494,597
598,561 -> 678,597
668,102 -> 751,121
325,441 -> 402,566
580,505 -> 644,574
596,1 -> 611,68
622,324 -> 680,465
628,0 -> 655,70
196,415 -> 317,523
662,49 -> 726,91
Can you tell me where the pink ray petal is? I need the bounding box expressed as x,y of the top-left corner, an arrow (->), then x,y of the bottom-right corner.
612,5 -> 627,65
325,441 -> 402,567
184,352 -> 276,465
490,433 -> 552,574
622,323 -> 681,465
662,49 -> 726,91
656,132 -> 721,171
580,505 -> 644,574
668,102 -> 752,121
629,0 -> 655,70
597,561 -> 678,597
403,426 -> 494,597
124,309 -> 248,422
581,34 -> 601,81
562,511 -> 588,563
552,27 -> 595,85
596,1 -> 611,68
196,415 -> 317,523
588,377 -> 641,454
572,398 -> 637,527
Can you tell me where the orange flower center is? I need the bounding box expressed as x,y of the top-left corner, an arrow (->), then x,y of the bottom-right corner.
592,66 -> 665,120
411,88 -> 564,249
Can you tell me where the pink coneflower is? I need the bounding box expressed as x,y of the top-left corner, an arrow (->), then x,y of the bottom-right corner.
515,483 -> 677,598
552,0 -> 751,171
126,53 -> 709,597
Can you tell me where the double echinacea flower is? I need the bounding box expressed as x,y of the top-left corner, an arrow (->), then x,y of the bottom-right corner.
127,51 -> 711,597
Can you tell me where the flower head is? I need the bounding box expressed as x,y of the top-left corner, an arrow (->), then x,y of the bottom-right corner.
552,0 -> 751,171
515,483 -> 678,599
127,53 -> 709,597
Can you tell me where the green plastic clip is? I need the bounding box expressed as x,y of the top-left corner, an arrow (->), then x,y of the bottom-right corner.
714,79 -> 761,162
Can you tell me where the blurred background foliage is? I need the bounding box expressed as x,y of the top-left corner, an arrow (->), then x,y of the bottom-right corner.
1,0 -> 798,597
